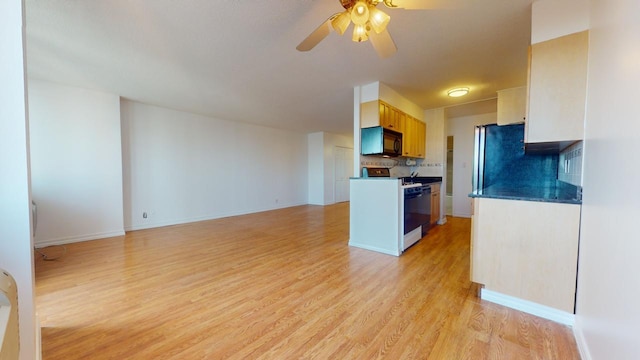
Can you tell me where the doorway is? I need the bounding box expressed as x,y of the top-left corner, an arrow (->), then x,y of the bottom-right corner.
446,136 -> 454,216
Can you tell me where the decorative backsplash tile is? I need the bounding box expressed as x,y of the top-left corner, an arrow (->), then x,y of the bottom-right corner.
558,141 -> 583,186
359,156 -> 438,178
483,124 -> 559,189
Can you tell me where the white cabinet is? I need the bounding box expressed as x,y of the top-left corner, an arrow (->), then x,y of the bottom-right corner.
497,86 -> 526,126
526,31 -> 589,143
471,198 -> 580,313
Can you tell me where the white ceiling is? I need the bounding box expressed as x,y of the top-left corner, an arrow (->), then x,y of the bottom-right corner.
25,0 -> 533,135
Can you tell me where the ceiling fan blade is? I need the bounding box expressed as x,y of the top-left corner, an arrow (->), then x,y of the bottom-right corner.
296,14 -> 340,52
386,0 -> 465,10
369,29 -> 397,58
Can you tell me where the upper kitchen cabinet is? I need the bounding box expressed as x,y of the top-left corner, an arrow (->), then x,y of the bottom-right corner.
361,99 -> 425,158
402,115 -> 426,158
361,100 -> 401,131
415,118 -> 426,158
526,31 -> 589,143
497,86 -> 526,126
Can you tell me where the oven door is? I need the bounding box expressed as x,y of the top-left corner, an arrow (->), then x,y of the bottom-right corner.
404,185 -> 432,235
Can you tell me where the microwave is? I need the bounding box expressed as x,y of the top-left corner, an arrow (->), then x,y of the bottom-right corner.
361,126 -> 403,157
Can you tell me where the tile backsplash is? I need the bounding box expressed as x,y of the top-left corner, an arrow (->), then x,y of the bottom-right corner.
558,141 -> 583,186
360,156 -> 437,178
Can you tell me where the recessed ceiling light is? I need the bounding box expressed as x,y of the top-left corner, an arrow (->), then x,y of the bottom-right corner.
447,87 -> 470,97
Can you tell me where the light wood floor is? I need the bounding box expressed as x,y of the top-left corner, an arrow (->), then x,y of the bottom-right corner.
35,203 -> 580,359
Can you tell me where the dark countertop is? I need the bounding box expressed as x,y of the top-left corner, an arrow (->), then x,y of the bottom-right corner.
403,176 -> 442,185
469,181 -> 582,205
350,176 -> 443,184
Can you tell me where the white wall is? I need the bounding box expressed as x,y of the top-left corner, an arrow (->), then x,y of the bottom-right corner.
531,0 -> 590,44
421,108 -> 446,176
29,80 -> 125,246
0,1 -> 38,358
447,112 -> 497,218
121,100 -> 308,230
379,83 -> 424,121
307,132 -> 324,205
574,0 -> 640,359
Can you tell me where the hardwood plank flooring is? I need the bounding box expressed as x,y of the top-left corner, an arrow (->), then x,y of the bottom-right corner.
35,203 -> 580,359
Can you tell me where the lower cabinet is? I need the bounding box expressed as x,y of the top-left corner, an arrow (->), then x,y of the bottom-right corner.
471,197 -> 580,313
430,183 -> 441,225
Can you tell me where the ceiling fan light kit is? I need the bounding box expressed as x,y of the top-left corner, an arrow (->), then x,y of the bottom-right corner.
297,0 -> 448,58
351,1 -> 370,25
353,24 -> 370,42
368,7 -> 391,34
331,12 -> 352,35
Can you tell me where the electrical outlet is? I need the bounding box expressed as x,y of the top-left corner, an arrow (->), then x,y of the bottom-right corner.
143,212 -> 147,219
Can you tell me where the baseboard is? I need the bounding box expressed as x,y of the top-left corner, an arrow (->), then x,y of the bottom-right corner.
36,313 -> 42,360
124,202 -> 307,232
573,320 -> 592,360
348,240 -> 400,257
481,288 -> 575,326
35,230 -> 125,247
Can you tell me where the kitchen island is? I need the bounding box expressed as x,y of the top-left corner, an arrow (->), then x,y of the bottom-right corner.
469,183 -> 582,324
349,176 -> 442,256
349,178 -> 403,256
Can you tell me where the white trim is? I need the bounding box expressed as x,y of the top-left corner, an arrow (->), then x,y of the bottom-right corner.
481,288 -> 575,326
34,230 -> 125,247
573,321 -> 592,360
125,202 -> 308,232
402,227 -> 422,250
348,240 -> 401,257
36,313 -> 42,360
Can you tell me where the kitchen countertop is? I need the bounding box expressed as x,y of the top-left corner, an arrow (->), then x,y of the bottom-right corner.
402,176 -> 442,185
469,181 -> 582,204
349,176 -> 443,185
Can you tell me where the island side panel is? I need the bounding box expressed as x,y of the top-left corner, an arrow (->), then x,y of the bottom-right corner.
349,179 -> 402,256
472,197 -> 580,313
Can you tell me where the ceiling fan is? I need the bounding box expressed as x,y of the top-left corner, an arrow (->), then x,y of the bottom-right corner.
296,0 -> 461,58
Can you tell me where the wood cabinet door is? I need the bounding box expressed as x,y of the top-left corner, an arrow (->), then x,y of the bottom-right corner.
527,31 -> 588,143
380,102 -> 400,131
430,183 -> 440,225
415,120 -> 426,158
403,115 -> 415,157
497,86 -> 527,126
471,198 -> 580,313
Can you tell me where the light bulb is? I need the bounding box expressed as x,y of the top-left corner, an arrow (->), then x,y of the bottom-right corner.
368,6 -> 390,34
331,11 -> 351,35
352,23 -> 369,42
351,1 -> 370,25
